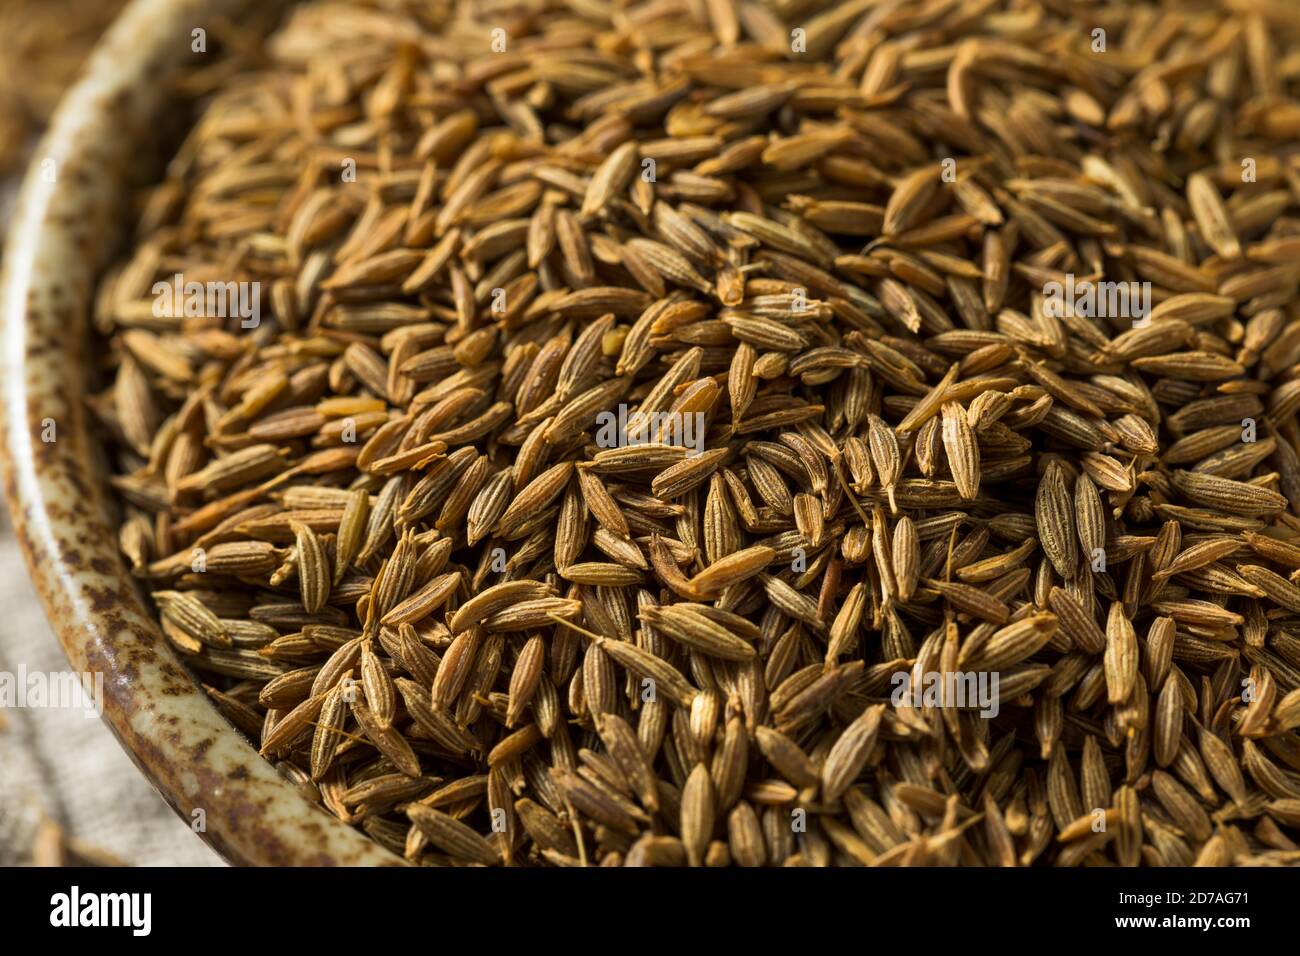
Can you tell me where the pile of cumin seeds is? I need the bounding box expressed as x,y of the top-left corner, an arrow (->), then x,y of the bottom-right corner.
93,0 -> 1300,866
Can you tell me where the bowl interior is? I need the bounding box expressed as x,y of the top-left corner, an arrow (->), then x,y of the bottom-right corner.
0,0 -> 401,865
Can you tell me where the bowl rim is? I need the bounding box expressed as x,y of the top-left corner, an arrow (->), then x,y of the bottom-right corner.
0,0 -> 403,866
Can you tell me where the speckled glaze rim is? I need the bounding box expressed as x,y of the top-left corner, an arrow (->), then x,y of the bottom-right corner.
0,0 -> 403,866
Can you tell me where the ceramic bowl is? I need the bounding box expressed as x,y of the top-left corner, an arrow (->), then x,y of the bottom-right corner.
0,0 -> 401,866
